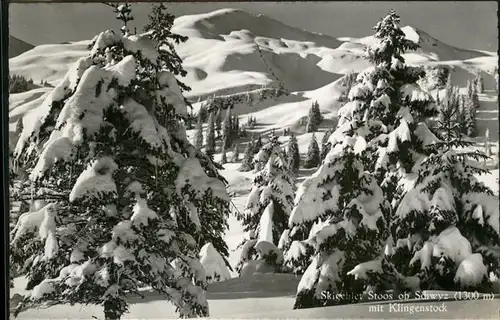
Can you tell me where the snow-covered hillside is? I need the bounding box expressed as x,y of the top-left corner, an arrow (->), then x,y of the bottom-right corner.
9,8 -> 498,146
9,9 -> 497,95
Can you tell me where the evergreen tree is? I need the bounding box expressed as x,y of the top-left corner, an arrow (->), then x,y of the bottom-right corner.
231,143 -> 239,163
320,128 -> 334,161
467,79 -> 474,98
287,134 -> 300,176
466,87 -> 479,137
284,10 -> 446,309
220,145 -> 227,164
9,74 -> 36,94
236,138 -> 296,273
194,113 -> 204,150
457,94 -> 467,135
198,105 -> 208,123
347,13 -> 498,298
306,101 -> 322,133
253,136 -> 263,155
205,112 -> 216,156
303,133 -> 321,169
238,141 -> 255,172
476,74 -> 484,94
143,3 -> 190,93
215,108 -> 222,139
312,101 -> 322,127
221,107 -> 232,153
10,10 -> 233,318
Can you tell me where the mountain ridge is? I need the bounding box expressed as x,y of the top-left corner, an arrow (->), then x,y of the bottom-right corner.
9,35 -> 34,58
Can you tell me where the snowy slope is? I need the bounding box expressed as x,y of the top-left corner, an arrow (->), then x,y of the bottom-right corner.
11,274 -> 499,319
9,9 -> 496,96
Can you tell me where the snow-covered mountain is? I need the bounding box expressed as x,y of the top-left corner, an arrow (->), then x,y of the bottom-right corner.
9,9 -> 496,94
9,8 -> 498,145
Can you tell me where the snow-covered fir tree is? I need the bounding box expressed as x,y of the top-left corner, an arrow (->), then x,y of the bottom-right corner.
343,12 -> 499,297
253,136 -> 263,155
283,9 -> 450,309
321,128 -> 334,161
236,137 -> 296,274
303,133 -> 321,169
436,85 -> 461,142
238,140 -> 254,172
288,137 -> 391,307
287,133 -> 300,176
306,101 -> 322,133
194,113 -> 204,150
465,84 -> 479,137
10,8 -> 232,319
205,112 -> 216,156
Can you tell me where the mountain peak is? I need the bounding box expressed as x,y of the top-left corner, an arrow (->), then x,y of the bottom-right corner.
9,35 -> 34,58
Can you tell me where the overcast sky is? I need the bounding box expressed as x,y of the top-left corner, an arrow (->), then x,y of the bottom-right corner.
9,1 -> 498,51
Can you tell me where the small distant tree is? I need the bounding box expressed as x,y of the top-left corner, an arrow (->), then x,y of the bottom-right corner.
239,141 -> 255,172
9,74 -> 35,94
306,101 -> 322,133
221,108 -> 233,152
466,86 -> 479,137
287,134 -> 300,176
205,112 -> 216,156
485,129 -> 492,157
239,125 -> 247,138
231,143 -> 240,162
476,74 -> 484,94
221,145 -> 228,164
304,133 -> 321,169
253,136 -> 263,154
194,113 -> 204,150
215,109 -> 222,139
456,94 -> 468,135
198,105 -> 208,123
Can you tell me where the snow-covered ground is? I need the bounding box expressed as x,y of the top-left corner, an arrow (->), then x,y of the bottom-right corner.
10,274 -> 500,319
8,7 -> 499,319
